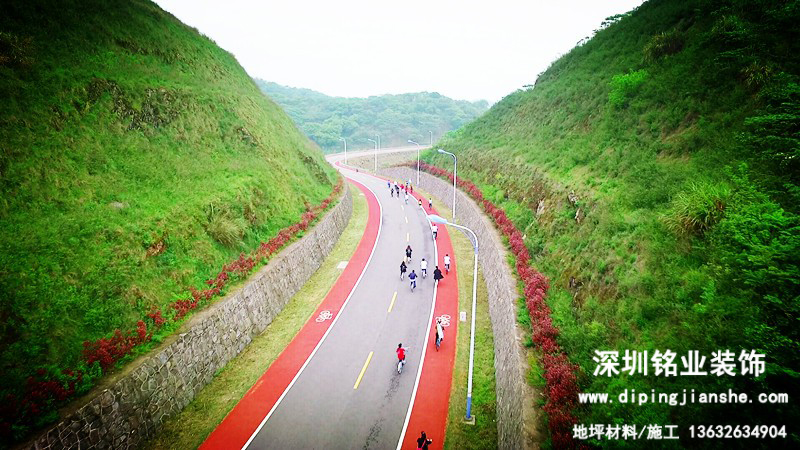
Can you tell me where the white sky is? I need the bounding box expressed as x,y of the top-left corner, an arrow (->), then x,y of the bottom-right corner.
154,0 -> 645,103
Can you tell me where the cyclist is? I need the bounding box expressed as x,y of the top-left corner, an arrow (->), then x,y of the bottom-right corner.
409,270 -> 418,291
431,224 -> 438,240
418,198 -> 423,208
400,260 -> 407,280
433,266 -> 444,284
435,318 -> 444,350
396,343 -> 407,373
444,254 -> 451,273
420,258 -> 428,278
405,245 -> 412,263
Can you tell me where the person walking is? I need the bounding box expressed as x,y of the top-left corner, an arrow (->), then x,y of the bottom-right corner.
431,224 -> 438,240
444,254 -> 451,273
400,260 -> 407,280
428,197 -> 433,210
433,266 -> 444,284
405,245 -> 412,263
408,270 -> 418,291
405,192 -> 409,204
420,258 -> 428,278
416,432 -> 432,449
434,318 -> 444,350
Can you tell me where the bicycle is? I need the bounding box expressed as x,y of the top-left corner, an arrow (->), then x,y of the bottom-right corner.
397,345 -> 409,374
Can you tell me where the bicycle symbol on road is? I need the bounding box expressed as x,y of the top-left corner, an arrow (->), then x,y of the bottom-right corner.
435,314 -> 451,327
316,310 -> 333,322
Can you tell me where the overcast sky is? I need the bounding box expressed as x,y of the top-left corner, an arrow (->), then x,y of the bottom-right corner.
155,0 -> 645,103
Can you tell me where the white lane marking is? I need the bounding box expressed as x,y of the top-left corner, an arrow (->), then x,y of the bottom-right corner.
396,212 -> 440,450
242,177 -> 384,450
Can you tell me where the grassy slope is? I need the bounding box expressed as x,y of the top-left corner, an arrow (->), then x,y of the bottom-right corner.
0,0 -> 335,403
426,0 -> 799,444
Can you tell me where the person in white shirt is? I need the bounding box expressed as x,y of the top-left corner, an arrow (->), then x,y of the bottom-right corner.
420,258 -> 428,278
444,254 -> 451,273
431,224 -> 438,240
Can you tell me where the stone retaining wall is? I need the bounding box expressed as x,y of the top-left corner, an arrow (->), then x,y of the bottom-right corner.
25,187 -> 353,450
383,168 -> 526,450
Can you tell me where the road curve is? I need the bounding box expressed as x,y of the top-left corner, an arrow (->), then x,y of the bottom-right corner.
202,151 -> 451,449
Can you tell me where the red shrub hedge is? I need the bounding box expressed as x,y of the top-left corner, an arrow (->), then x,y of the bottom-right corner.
2,178 -> 344,439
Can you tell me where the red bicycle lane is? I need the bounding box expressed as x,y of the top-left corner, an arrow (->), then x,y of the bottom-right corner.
398,186 -> 460,449
200,177 -> 381,450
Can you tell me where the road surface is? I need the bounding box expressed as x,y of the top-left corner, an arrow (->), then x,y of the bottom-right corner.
202,148 -> 456,449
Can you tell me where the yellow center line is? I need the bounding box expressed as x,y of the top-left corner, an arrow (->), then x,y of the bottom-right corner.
387,291 -> 398,313
353,351 -> 374,389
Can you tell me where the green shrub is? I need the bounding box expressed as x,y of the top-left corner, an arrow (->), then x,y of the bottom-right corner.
608,69 -> 648,109
662,181 -> 731,236
643,30 -> 684,63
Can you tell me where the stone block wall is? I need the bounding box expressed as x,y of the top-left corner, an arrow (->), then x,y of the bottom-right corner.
25,187 -> 353,450
383,168 -> 526,450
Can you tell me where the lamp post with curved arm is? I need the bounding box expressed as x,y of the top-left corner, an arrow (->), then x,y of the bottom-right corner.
438,149 -> 457,221
408,139 -> 421,186
428,214 -> 478,422
339,137 -> 347,164
367,138 -> 377,172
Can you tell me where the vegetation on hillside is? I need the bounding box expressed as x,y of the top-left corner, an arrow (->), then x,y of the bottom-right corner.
424,0 -> 799,446
255,80 -> 488,152
0,0 -> 336,441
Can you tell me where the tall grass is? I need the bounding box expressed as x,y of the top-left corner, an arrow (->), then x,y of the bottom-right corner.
0,0 -> 336,437
424,0 -> 800,445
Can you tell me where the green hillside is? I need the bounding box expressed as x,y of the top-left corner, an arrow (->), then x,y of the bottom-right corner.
426,0 -> 799,445
256,80 -> 489,151
0,0 -> 335,438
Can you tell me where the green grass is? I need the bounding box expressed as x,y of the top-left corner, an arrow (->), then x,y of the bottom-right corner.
421,0 -> 800,444
142,183 -> 367,449
0,0 -> 336,434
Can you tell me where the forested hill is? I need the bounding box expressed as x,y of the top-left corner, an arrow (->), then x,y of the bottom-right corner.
256,80 -> 489,151
0,0 -> 335,441
427,0 -> 800,444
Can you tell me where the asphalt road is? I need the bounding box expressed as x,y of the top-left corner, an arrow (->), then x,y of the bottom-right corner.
246,153 -> 438,449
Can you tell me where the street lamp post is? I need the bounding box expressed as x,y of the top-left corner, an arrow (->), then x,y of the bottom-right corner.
339,137 -> 347,164
407,139 -> 421,186
377,134 -> 381,152
429,130 -> 433,147
438,149 -> 457,221
367,138 -> 377,172
428,214 -> 479,422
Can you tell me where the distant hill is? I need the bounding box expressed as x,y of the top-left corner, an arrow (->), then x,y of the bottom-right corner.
255,80 -> 489,151
0,0 -> 335,439
427,0 -> 800,442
